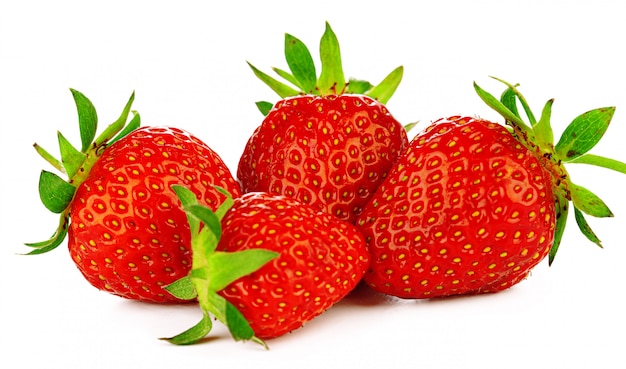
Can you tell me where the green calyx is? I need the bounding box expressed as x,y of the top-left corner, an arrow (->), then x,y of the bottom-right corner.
248,22 -> 404,115
162,186 -> 279,349
474,77 -> 625,264
25,89 -> 139,255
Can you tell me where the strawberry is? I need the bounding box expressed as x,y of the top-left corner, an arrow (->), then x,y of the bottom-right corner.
164,186 -> 370,347
26,90 -> 241,303
238,23 -> 409,223
356,78 -> 624,299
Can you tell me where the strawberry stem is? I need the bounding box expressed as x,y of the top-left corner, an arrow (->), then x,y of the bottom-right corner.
476,77 -> 625,262
26,90 -> 139,254
164,186 -> 278,348
249,21 -> 403,112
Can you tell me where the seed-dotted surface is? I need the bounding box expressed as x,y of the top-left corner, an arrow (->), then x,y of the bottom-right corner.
356,117 -> 556,299
238,94 -> 408,223
68,127 -> 242,302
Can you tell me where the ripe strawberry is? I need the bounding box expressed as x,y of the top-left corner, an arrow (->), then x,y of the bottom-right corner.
238,23 -> 408,223
356,78 -> 624,299
26,90 -> 241,303
164,186 -> 370,347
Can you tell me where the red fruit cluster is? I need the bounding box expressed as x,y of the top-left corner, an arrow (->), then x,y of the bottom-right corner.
27,24 -> 624,349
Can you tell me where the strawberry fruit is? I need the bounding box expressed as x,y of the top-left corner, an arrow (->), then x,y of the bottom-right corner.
238,23 -> 409,223
356,78 -> 625,299
164,186 -> 370,347
27,90 -> 241,303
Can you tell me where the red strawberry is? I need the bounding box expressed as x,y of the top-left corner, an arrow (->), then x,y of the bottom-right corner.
356,78 -> 623,299
238,23 -> 408,223
27,90 -> 241,303
164,186 -> 370,347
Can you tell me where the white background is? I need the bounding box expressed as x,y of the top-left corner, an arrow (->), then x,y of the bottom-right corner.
1,1 -> 625,368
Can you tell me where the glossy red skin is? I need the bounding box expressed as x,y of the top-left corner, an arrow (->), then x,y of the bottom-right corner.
68,127 -> 241,303
356,117 -> 556,299
237,94 -> 408,224
217,192 -> 370,339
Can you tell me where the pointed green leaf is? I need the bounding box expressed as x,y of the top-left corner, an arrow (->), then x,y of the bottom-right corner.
208,249 -> 279,292
187,204 -> 222,240
93,91 -> 135,146
569,154 -> 626,175
272,67 -> 300,89
212,186 -> 234,219
255,101 -> 274,116
38,170 -> 76,213
161,310 -> 213,345
533,99 -> 555,149
165,276 -> 197,300
500,87 -> 521,119
574,207 -> 603,247
365,66 -> 403,104
285,33 -> 317,93
204,292 -> 266,348
70,88 -> 98,152
172,185 -> 201,235
347,79 -> 373,95
490,77 -> 536,125
110,111 -> 140,145
549,192 -> 569,265
57,131 -> 86,178
555,107 -> 615,161
404,121 -> 419,133
318,22 -> 345,95
248,61 -> 300,98
25,223 -> 68,254
570,183 -> 613,218
474,82 -> 530,131
33,143 -> 65,174
224,298 -> 257,342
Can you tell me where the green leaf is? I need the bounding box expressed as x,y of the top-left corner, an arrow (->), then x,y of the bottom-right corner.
272,67 -> 300,89
404,121 -> 419,133
569,154 -> 626,175
110,111 -> 140,145
500,87 -> 520,119
187,204 -> 223,240
490,77 -> 536,125
33,143 -> 65,174
533,99 -> 555,148
224,298 -> 257,342
474,82 -> 530,131
285,33 -> 317,93
247,61 -> 300,98
574,207 -> 603,247
165,276 -> 197,300
318,22 -> 345,95
38,170 -> 76,213
554,107 -> 616,161
346,79 -> 373,95
172,185 -> 201,234
70,88 -> 98,152
549,192 -> 570,265
93,91 -> 135,146
212,186 -> 234,220
255,101 -> 274,116
161,310 -> 213,345
24,222 -> 68,254
570,183 -> 613,218
208,250 -> 279,292
365,66 -> 403,104
57,131 -> 86,178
